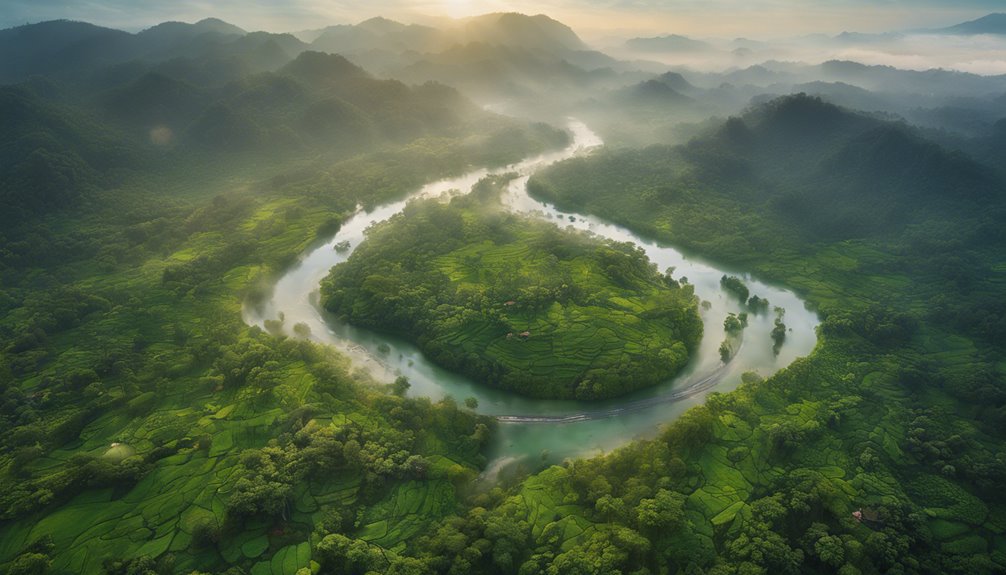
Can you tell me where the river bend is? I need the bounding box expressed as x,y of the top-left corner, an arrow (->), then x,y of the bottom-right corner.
244,120 -> 819,467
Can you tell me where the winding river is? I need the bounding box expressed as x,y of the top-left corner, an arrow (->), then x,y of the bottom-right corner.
243,120 -> 819,472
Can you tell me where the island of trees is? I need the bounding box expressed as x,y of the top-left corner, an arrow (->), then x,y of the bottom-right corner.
321,176 -> 703,399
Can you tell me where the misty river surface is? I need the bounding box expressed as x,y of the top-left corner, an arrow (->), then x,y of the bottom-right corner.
244,120 -> 819,471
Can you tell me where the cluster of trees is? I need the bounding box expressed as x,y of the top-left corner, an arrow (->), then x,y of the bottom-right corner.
723,312 -> 748,334
719,312 -> 748,362
772,307 -> 787,355
227,396 -> 491,521
2,286 -> 111,372
821,304 -> 917,348
5,535 -> 56,575
720,275 -> 749,302
747,294 -> 770,313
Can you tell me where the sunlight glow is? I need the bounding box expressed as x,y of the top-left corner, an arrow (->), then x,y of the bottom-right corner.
443,0 -> 474,18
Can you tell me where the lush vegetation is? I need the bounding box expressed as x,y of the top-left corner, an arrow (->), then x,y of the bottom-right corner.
2,13 -> 1005,575
321,176 -> 703,399
504,94 -> 1006,574
0,27 -> 567,575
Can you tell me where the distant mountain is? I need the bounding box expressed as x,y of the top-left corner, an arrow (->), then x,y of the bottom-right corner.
533,92 -> 1005,253
721,64 -> 796,86
0,19 -> 127,53
0,41 -> 503,219
310,24 -> 375,52
625,34 -> 712,53
832,31 -> 902,44
936,13 -> 1006,35
0,13 -> 621,108
787,81 -> 889,113
269,51 -> 476,145
310,12 -> 586,60
687,59 -> 1006,101
302,12 -> 620,105
280,50 -> 369,87
0,20 -> 131,82
656,71 -> 698,93
604,71 -> 697,112
137,17 -> 246,42
386,40 -> 615,103
818,59 -> 1006,96
904,105 -> 1004,138
617,79 -> 692,107
456,12 -> 587,53
0,18 -> 309,84
310,19 -> 443,56
220,32 -> 307,68
686,94 -> 1002,237
677,62 -> 1006,138
356,16 -> 408,36
731,38 -> 767,50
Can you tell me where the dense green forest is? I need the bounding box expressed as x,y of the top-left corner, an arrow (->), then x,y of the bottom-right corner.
0,25 -> 570,574
321,176 -> 703,399
513,94 -> 1006,573
2,12 -> 1006,575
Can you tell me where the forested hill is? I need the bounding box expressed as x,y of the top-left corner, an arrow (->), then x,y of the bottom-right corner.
936,13 -> 1006,35
0,46 -> 569,227
0,14 -> 627,108
690,94 -> 1002,239
0,19 -> 297,84
306,12 -> 587,56
532,94 -> 1005,251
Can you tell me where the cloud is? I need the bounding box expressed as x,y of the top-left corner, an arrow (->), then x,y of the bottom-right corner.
833,33 -> 1006,75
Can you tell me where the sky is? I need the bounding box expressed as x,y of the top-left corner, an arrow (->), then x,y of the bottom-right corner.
1,0 -> 1002,41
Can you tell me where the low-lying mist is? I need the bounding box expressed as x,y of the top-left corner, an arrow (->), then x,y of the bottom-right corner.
607,31 -> 1006,76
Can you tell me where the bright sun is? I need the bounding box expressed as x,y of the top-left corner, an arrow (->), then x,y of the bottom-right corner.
443,0 -> 478,18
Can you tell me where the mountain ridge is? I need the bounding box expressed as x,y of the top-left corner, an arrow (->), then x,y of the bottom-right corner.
936,12 -> 1006,35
